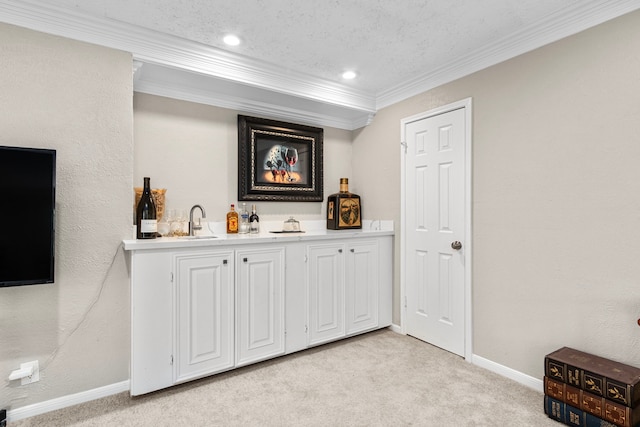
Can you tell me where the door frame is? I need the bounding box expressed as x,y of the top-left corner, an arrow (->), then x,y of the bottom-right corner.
400,98 -> 473,361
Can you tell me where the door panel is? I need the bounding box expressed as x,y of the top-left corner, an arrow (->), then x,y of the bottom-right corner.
346,241 -> 379,334
308,244 -> 345,345
236,248 -> 285,366
175,252 -> 234,383
404,107 -> 466,356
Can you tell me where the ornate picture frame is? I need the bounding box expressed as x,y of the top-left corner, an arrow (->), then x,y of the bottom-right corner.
238,115 -> 323,202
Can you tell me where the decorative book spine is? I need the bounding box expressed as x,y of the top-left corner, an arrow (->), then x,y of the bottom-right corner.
545,376 -> 582,408
546,376 -> 640,426
545,394 -> 586,426
601,401 -> 640,427
545,347 -> 640,408
545,396 -> 619,427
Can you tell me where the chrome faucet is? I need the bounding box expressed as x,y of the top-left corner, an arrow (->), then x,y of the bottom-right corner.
189,204 -> 206,236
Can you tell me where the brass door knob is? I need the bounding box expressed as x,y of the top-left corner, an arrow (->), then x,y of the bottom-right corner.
451,241 -> 462,250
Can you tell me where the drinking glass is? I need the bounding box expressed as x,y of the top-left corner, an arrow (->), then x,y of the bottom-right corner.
169,209 -> 187,236
283,147 -> 298,182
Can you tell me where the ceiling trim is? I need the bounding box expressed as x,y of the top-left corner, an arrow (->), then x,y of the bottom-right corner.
134,80 -> 374,131
0,0 -> 376,130
133,62 -> 375,130
2,0 -> 639,129
376,0 -> 640,109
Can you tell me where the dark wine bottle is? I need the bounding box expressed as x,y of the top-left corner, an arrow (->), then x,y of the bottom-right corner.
249,204 -> 260,234
136,177 -> 157,239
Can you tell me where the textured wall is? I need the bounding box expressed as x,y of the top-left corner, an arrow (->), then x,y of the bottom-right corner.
133,93 -> 354,224
0,24 -> 133,408
353,10 -> 640,378
3,6 -> 640,414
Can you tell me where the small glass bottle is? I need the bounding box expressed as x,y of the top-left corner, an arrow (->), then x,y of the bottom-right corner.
239,202 -> 250,234
136,177 -> 158,239
249,204 -> 260,234
326,178 -> 362,230
226,204 -> 238,234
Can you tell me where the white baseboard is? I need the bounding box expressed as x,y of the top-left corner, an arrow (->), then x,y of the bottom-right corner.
472,354 -> 543,392
388,323 -> 402,334
7,380 -> 130,422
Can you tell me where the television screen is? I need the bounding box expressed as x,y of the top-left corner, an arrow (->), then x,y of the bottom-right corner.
0,146 -> 56,287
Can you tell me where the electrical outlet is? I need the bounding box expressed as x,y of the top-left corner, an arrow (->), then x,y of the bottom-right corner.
9,360 -> 40,385
21,360 -> 39,385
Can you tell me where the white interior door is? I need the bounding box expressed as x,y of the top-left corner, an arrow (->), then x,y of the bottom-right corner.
402,102 -> 469,357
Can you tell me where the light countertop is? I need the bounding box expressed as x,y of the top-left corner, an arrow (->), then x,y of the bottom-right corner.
123,220 -> 394,251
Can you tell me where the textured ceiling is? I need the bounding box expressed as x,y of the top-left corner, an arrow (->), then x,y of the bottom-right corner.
35,0 -> 585,94
4,0 -> 637,128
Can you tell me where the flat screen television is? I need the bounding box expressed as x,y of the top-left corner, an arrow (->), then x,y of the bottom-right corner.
0,145 -> 56,287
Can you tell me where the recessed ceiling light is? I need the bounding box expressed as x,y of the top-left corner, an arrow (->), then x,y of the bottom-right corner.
223,34 -> 241,46
342,71 -> 357,80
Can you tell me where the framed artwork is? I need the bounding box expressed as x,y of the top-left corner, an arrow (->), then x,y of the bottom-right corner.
238,115 -> 323,202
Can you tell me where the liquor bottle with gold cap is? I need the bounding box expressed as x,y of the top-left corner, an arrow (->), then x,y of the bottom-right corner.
226,204 -> 238,234
326,178 -> 362,230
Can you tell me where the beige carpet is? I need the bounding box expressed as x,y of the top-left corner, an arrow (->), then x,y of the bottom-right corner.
12,329 -> 557,426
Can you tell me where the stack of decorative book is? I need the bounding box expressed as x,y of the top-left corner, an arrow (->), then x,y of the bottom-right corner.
544,347 -> 640,427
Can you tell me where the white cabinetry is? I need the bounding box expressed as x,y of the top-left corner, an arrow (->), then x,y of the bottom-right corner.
345,240 -> 379,335
174,251 -> 234,383
308,243 -> 345,345
235,247 -> 285,366
125,229 -> 393,396
130,249 -> 173,396
307,240 -> 380,346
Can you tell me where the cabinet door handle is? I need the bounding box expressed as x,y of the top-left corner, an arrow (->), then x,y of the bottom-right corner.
223,259 -> 228,265
243,257 -> 248,263
338,249 -> 343,253
350,249 -> 355,253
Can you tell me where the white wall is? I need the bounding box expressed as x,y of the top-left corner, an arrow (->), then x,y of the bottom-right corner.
353,10 -> 640,378
0,25 -> 354,413
133,93 -> 354,224
0,24 -> 133,408
3,6 -> 640,416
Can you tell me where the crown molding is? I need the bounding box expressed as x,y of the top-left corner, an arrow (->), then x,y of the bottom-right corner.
376,0 -> 640,109
3,0 -> 639,127
0,0 -> 376,130
133,62 -> 375,130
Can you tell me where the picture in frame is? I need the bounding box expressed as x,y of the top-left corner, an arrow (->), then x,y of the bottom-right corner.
238,115 -> 323,202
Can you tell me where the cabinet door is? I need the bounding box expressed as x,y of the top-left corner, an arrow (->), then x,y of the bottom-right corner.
236,247 -> 285,366
175,251 -> 234,383
346,241 -> 379,334
130,250 -> 173,396
308,243 -> 345,345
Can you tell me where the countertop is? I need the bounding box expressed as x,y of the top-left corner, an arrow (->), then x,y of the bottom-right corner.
123,220 -> 394,251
